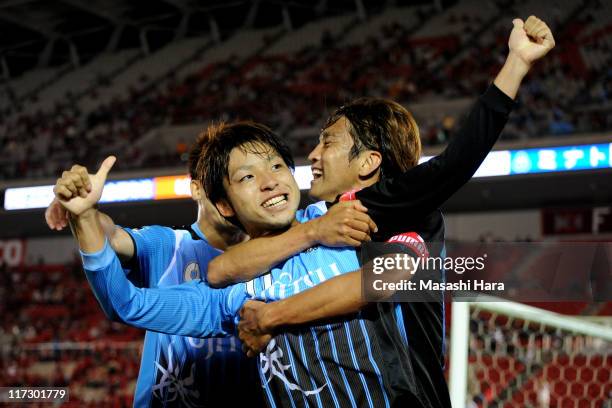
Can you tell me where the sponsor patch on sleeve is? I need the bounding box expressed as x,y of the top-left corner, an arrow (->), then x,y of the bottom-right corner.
386,232 -> 429,258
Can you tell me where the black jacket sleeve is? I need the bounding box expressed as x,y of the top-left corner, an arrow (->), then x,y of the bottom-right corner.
355,84 -> 516,231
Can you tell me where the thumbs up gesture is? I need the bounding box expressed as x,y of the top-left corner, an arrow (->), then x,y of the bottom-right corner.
53,156 -> 116,216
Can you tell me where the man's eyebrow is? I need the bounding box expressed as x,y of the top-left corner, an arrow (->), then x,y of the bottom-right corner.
232,154 -> 280,174
320,131 -> 334,140
229,164 -> 253,178
235,165 -> 253,171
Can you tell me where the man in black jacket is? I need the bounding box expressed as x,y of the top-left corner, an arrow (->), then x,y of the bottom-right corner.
226,16 -> 555,408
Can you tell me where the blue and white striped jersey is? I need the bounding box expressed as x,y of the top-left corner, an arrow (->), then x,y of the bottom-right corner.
247,202 -> 396,408
82,205 -> 397,407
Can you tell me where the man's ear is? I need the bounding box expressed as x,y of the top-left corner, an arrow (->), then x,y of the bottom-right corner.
215,198 -> 236,218
359,150 -> 382,178
190,180 -> 202,201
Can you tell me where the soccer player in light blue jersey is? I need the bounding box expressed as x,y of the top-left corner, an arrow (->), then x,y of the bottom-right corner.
46,129 -> 262,407
47,124 -> 374,407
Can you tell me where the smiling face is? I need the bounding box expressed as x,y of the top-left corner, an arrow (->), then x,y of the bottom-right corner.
308,117 -> 372,202
309,97 -> 422,202
216,142 -> 300,237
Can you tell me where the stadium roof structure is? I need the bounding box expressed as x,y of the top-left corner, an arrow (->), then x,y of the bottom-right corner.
0,0 -> 402,79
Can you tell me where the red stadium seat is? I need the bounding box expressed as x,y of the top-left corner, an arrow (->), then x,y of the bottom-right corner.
603,383 -> 611,397
586,383 -> 601,398
596,367 -> 610,383
572,354 -> 587,367
512,392 -> 524,404
558,354 -> 571,366
589,354 -> 603,367
547,365 -> 561,380
560,397 -> 575,408
579,367 -> 594,383
514,360 -> 526,372
497,357 -> 510,370
554,382 -> 568,397
570,383 -> 584,398
565,367 -> 578,382
527,391 -> 537,404
577,398 -> 591,408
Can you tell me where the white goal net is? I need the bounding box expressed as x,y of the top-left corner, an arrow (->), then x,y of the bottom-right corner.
448,300 -> 612,408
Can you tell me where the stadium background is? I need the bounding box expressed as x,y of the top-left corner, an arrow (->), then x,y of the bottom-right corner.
0,0 -> 610,406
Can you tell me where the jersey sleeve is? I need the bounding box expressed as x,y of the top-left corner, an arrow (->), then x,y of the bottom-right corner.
121,225 -> 178,287
81,239 -> 241,338
360,232 -> 440,304
355,84 -> 516,232
360,232 -> 424,280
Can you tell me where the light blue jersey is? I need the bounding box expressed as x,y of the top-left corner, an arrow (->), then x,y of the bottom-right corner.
246,203 -> 392,408
82,204 -> 395,407
83,222 -> 262,407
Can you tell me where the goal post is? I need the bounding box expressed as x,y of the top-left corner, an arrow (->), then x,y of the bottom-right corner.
449,297 -> 612,408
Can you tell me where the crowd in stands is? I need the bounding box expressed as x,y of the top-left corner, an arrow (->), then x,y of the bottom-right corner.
1,5 -> 611,181
0,261 -> 141,406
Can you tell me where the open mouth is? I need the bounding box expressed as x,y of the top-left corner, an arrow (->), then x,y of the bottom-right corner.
262,194 -> 288,208
311,168 -> 323,180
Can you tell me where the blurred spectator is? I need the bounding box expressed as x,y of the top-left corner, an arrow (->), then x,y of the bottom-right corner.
1,6 -> 611,182
0,261 -> 142,406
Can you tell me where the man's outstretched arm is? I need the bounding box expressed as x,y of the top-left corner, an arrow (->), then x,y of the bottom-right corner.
357,16 -> 555,227
56,156 -> 241,338
207,200 -> 377,287
80,235 -> 239,338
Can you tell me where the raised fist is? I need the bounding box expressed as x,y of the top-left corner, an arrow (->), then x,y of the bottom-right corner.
508,16 -> 556,66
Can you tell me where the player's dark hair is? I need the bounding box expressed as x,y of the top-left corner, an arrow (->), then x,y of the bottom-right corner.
324,97 -> 421,177
188,129 -> 212,179
195,121 -> 294,205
